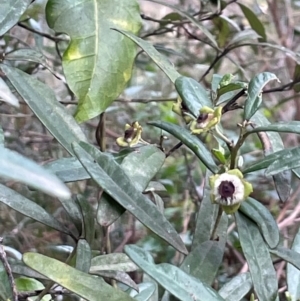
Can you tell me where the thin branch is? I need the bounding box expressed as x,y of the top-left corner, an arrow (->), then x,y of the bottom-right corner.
166,141 -> 183,158
17,22 -> 67,42
0,238 -> 18,301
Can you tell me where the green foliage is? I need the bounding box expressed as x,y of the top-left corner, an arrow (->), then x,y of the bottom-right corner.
1,1 -> 300,301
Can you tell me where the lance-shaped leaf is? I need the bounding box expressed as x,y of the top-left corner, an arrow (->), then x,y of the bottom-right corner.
266,149 -> 300,176
0,146 -> 70,199
72,142 -> 187,254
76,195 -> 95,244
45,157 -> 90,183
148,121 -> 218,173
146,0 -> 218,49
114,29 -> 180,83
218,272 -> 252,301
5,48 -> 55,75
75,239 -> 91,273
238,4 -> 266,42
46,0 -> 142,122
0,64 -> 87,156
287,228 -> 300,301
90,253 -> 138,273
82,144 -> 165,226
163,209 -> 227,300
247,121 -> 300,135
0,77 -> 19,107
242,147 -> 299,174
228,29 -> 261,46
92,270 -> 138,292
175,76 -> 212,118
45,149 -> 132,183
23,252 -> 135,301
244,73 -> 279,120
0,0 -> 31,35
125,245 -> 225,301
134,283 -> 156,301
239,198 -> 279,248
181,241 -> 225,285
270,246 -> 300,270
235,212 -> 278,301
0,260 -> 13,301
0,184 -> 70,235
250,111 -> 291,202
192,174 -> 218,249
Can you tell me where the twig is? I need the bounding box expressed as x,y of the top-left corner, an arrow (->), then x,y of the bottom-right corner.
0,238 -> 18,301
166,141 -> 183,157
222,89 -> 246,114
17,22 -> 67,42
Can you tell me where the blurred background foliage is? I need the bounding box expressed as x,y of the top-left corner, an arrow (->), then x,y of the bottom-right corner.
2,0 -> 300,300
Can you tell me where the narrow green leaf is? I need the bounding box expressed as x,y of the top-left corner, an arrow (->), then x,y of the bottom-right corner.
270,246 -> 300,270
72,142 -> 187,254
114,29 -> 180,83
192,176 -> 219,249
146,0 -> 218,49
134,283 -> 156,301
148,121 -> 218,173
5,48 -> 55,74
228,29 -> 261,46
243,146 -> 298,174
58,196 -> 82,234
0,64 -> 87,155
218,272 -> 252,301
125,245 -> 226,301
244,72 -> 279,120
287,228 -> 300,301
45,150 -> 132,183
76,195 -> 95,244
93,270 -> 139,291
266,150 -> 300,176
182,241 -> 224,285
44,157 -> 89,182
0,184 -> 70,235
46,0 -> 142,122
247,121 -> 300,135
11,260 -> 47,280
235,212 -> 278,301
238,4 -> 266,42
15,277 -> 44,291
251,110 -> 291,202
0,77 -> 19,107
175,76 -> 213,118
164,212 -> 227,301
213,16 -> 230,48
0,260 -> 13,301
23,252 -> 135,301
0,146 -> 70,199
0,0 -> 31,35
239,198 -> 279,248
90,253 -> 138,272
120,145 -> 165,192
97,145 -> 165,226
97,194 -> 124,227
217,82 -> 246,97
142,276 -> 159,301
75,239 -> 91,273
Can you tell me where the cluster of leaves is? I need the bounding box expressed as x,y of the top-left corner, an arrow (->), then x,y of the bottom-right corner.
1,1 -> 300,301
